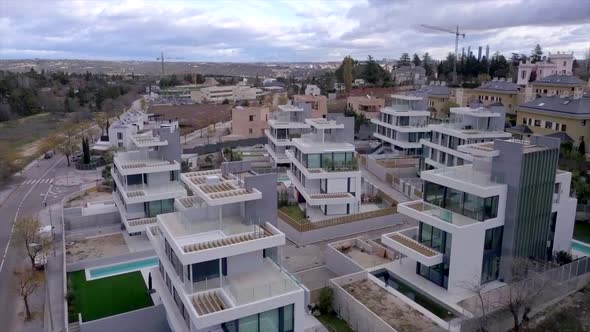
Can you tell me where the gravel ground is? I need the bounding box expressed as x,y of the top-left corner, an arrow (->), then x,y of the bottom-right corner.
66,233 -> 128,263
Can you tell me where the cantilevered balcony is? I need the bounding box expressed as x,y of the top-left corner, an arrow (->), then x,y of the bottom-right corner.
381,229 -> 443,266
398,200 -> 481,232
112,173 -> 187,204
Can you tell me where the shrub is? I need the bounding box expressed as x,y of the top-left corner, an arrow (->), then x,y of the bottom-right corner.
318,287 -> 334,314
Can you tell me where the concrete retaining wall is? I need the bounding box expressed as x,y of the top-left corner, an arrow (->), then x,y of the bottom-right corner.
277,213 -> 408,245
324,243 -> 364,277
64,207 -> 120,231
80,305 -> 169,332
66,249 -> 155,272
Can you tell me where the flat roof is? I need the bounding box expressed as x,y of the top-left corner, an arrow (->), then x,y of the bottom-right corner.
305,118 -> 344,129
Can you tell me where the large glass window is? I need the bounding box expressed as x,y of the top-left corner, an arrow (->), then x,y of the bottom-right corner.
239,314 -> 258,332
333,152 -> 346,168
306,154 -> 320,168
424,182 -> 498,222
282,305 -> 294,332
260,308 -> 279,332
224,305 -> 294,332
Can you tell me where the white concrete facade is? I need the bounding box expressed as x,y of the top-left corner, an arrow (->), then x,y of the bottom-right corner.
265,104 -> 311,167
372,94 -> 431,156
287,118 -> 362,217
421,106 -> 511,170
191,85 -> 263,104
147,169 -> 305,332
112,128 -> 186,234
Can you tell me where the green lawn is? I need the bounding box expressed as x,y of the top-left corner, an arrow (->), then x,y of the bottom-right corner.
574,221 -> 590,243
67,271 -> 153,322
279,206 -> 307,224
317,313 -> 354,332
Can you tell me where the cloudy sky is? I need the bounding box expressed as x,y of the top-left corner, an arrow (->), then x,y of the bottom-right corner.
1,0 -> 589,62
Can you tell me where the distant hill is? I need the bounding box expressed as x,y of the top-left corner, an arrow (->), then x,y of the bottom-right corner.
0,59 -> 334,78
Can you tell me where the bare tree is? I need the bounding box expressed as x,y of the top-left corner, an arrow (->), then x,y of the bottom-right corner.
459,279 -> 491,332
14,267 -> 44,321
94,112 -> 108,135
498,258 -> 549,331
12,216 -> 53,270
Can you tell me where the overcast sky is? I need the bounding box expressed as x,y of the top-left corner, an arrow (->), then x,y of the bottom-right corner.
1,0 -> 589,62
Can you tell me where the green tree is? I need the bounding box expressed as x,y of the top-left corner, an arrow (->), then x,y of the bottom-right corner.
412,53 -> 422,67
422,52 -> 434,77
531,44 -> 543,63
341,56 -> 354,92
398,53 -> 411,66
364,55 -> 381,85
318,287 -> 334,314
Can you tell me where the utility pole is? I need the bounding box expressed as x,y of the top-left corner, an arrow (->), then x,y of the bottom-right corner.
421,24 -> 466,85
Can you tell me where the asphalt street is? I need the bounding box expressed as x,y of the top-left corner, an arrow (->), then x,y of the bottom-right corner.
0,156 -> 82,332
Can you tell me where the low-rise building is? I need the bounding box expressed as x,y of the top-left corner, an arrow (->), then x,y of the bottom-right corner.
191,85 -> 263,104
382,136 -> 576,292
112,127 -> 186,234
421,104 -> 511,170
371,95 -> 430,156
231,105 -> 270,139
515,93 -> 590,153
393,65 -> 427,86
293,94 -> 328,119
286,117 -> 362,216
265,104 -> 311,166
517,51 -> 575,85
525,74 -> 585,102
147,165 -> 305,332
346,96 -> 384,118
473,79 -> 522,114
304,84 -> 321,96
416,84 -> 451,119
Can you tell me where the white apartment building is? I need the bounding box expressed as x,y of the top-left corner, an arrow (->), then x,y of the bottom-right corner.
516,51 -> 575,85
265,104 -> 311,166
304,85 -> 321,96
286,118 -> 362,216
371,94 -> 431,156
146,166 -> 305,332
380,137 -> 576,293
191,85 -> 263,104
421,105 -> 511,170
100,109 -> 179,151
112,127 -> 186,234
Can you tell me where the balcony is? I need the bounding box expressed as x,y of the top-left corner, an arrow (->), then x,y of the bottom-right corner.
381,230 -> 443,267
373,132 -> 422,149
287,171 -> 357,206
264,144 -> 290,164
371,118 -> 431,132
285,150 -> 360,179
113,174 -> 187,204
157,212 -> 285,264
398,200 -> 481,231
114,155 -> 180,176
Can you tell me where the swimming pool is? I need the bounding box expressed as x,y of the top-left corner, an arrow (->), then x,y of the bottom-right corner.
277,175 -> 290,182
371,269 -> 457,320
86,257 -> 159,280
572,240 -> 590,256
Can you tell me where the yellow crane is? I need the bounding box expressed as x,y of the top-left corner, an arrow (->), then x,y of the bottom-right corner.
421,24 -> 466,84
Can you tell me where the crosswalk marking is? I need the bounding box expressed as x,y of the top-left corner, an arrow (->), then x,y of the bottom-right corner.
22,178 -> 54,185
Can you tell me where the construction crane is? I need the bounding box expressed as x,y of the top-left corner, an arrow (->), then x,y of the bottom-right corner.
156,50 -> 184,76
421,24 -> 465,85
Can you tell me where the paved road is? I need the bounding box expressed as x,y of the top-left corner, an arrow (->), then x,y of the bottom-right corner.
0,156 -> 83,332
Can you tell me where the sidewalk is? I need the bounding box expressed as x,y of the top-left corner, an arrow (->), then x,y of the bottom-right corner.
39,204 -> 66,332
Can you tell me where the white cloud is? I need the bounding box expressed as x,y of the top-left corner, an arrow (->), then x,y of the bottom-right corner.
0,0 -> 588,62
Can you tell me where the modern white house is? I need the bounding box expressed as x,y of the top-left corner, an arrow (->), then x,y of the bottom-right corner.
371,94 -> 431,156
265,104 -> 311,167
380,136 -> 576,293
146,164 -> 305,332
421,104 -> 512,170
112,126 -> 187,234
286,117 -> 362,217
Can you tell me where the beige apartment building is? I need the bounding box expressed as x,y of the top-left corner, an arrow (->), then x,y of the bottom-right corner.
472,80 -> 522,114
417,84 -> 451,119
346,96 -> 384,118
515,94 -> 590,153
528,75 -> 585,100
293,94 -> 327,118
231,105 -> 270,138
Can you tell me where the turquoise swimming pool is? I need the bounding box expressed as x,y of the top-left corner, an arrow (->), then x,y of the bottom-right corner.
572,240 -> 590,256
87,257 -> 159,280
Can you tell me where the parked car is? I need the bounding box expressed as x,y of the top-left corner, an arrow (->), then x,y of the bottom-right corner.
71,155 -> 81,163
44,151 -> 54,159
34,252 -> 47,270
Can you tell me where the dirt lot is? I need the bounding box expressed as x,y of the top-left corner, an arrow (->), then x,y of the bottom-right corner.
65,190 -> 112,208
343,279 -> 436,332
66,233 -> 129,264
150,104 -> 232,134
525,285 -> 590,331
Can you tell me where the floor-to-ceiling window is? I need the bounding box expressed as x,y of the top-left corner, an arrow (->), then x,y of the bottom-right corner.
481,226 -> 503,283
222,304 -> 295,332
423,182 -> 499,222
416,222 -> 452,289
